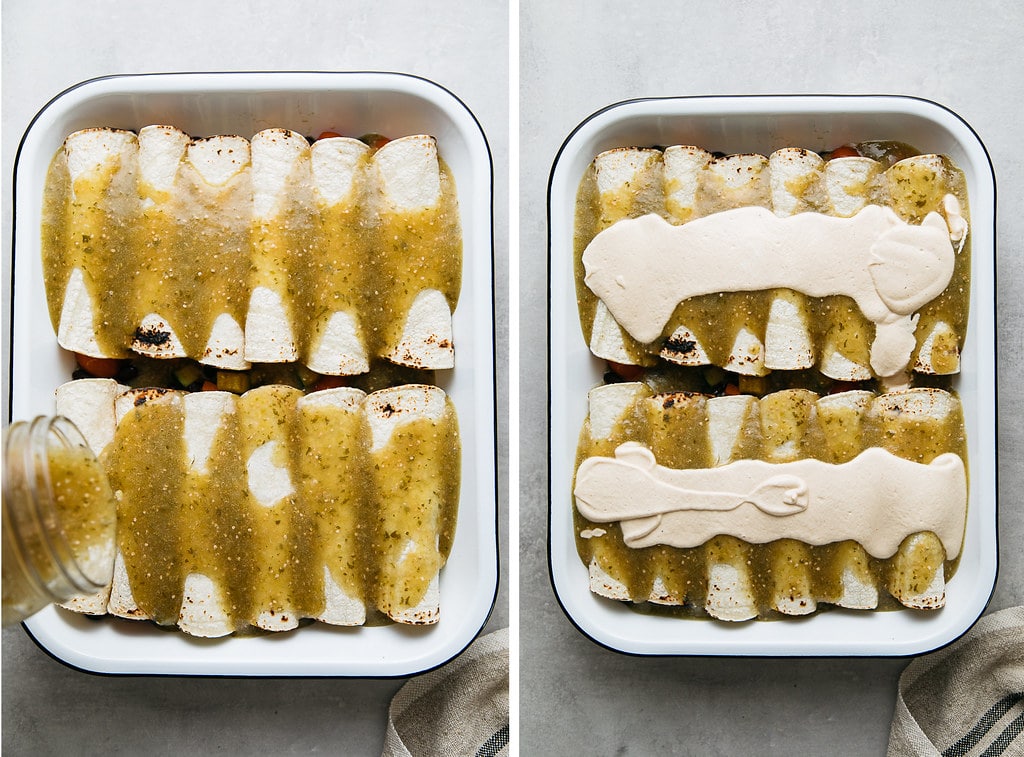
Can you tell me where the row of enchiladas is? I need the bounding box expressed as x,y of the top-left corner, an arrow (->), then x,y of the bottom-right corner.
42,126 -> 461,374
574,383 -> 965,620
575,145 -> 969,381
56,379 -> 459,636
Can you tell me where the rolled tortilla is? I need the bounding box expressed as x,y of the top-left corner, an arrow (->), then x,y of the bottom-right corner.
306,137 -> 373,376
237,384 -> 305,631
184,135 -> 252,369
296,387 -> 370,626
366,384 -> 458,624
108,387 -> 186,621
763,148 -> 820,371
245,129 -> 310,364
818,155 -> 885,380
813,390 -> 879,609
704,154 -> 774,376
886,155 -> 969,376
585,148 -> 663,366
757,389 -> 818,615
131,125 -> 189,360
640,392 -> 710,607
176,390 -> 241,637
51,128 -> 140,359
373,135 -> 461,371
577,382 -> 652,601
660,146 -> 713,367
702,394 -> 761,620
872,388 -> 964,609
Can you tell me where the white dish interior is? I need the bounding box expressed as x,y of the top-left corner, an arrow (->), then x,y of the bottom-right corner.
10,72 -> 496,676
548,95 -> 997,656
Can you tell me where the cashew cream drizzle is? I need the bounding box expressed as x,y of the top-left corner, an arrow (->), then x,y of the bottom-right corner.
573,443 -> 967,559
582,198 -> 965,378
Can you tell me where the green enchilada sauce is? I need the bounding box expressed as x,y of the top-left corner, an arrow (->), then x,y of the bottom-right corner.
104,387 -> 459,630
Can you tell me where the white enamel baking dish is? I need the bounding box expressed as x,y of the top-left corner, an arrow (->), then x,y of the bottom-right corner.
548,95 -> 997,656
9,72 -> 496,676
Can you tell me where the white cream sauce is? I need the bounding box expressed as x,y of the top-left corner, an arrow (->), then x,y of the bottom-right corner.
574,443 -> 966,559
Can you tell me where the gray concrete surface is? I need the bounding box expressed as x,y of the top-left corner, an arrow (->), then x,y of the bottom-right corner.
1,1 -> 508,754
519,1 -> 1024,754
5,0 -> 1024,754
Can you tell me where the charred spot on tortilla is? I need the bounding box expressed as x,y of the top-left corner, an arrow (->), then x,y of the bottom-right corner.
132,387 -> 173,406
665,336 -> 697,355
134,325 -> 173,347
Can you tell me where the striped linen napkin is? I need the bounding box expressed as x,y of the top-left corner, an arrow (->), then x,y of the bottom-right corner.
383,628 -> 509,757
888,606 -> 1024,756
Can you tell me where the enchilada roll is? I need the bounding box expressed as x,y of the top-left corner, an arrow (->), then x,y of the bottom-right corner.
131,125 -> 190,360
52,378 -> 125,614
757,389 -> 818,615
811,154 -> 884,381
295,387 -> 370,626
236,384 -> 314,631
640,392 -> 709,607
106,387 -> 186,622
657,152 -> 776,374
702,394 -> 760,621
702,154 -> 772,376
372,136 -> 462,371
870,388 -> 966,609
574,382 -> 653,601
306,137 -> 373,376
577,148 -> 664,366
180,134 -> 252,369
763,148 -> 820,371
885,155 -> 970,376
660,146 -> 713,367
175,391 -> 253,637
131,129 -> 252,368
816,155 -> 886,380
245,129 -> 310,364
43,128 -> 140,359
366,385 -> 460,624
813,390 -> 879,609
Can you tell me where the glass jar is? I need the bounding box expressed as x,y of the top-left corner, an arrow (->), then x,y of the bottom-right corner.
2,416 -> 116,626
